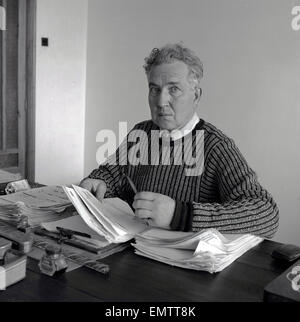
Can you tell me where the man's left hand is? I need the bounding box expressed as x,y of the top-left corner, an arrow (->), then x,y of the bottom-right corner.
133,192 -> 175,229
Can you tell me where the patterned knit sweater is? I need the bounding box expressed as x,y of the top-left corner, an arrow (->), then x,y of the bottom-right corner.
89,119 -> 279,238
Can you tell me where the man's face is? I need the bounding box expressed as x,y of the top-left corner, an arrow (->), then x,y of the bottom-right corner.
148,61 -> 199,131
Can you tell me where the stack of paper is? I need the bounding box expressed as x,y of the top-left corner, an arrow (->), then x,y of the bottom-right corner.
0,199 -> 21,226
0,169 -> 22,184
63,185 -> 147,243
133,228 -> 263,273
0,186 -> 73,227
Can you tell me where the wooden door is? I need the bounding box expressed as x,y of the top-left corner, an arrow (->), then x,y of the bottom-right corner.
0,0 -> 35,180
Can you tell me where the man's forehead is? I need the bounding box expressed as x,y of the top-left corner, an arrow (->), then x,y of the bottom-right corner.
148,61 -> 189,84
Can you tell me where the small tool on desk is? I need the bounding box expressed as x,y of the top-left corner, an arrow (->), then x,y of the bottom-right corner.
56,226 -> 91,239
34,227 -> 101,254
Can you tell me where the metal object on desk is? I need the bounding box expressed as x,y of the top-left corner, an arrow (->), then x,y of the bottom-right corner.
0,221 -> 33,254
38,244 -> 68,276
56,226 -> 91,239
0,237 -> 27,291
34,227 -> 102,254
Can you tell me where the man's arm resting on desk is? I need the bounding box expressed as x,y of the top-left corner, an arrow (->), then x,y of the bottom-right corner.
170,138 -> 279,239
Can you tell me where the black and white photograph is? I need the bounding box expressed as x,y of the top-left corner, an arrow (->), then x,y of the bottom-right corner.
0,0 -> 300,309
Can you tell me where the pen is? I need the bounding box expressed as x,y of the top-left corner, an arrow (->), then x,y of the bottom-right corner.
120,168 -> 138,194
34,227 -> 100,254
56,226 -> 91,239
124,174 -> 138,194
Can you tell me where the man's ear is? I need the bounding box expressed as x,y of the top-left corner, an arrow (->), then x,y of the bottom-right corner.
195,88 -> 202,102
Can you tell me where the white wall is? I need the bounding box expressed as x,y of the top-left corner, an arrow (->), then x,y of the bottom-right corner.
35,0 -> 88,185
85,0 -> 300,245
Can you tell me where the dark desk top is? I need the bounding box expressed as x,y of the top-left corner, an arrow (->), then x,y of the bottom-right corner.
0,239 -> 292,302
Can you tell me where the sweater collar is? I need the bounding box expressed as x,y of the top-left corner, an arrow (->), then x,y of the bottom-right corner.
159,113 -> 200,141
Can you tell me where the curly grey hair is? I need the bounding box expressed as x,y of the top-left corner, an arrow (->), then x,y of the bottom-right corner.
143,43 -> 203,88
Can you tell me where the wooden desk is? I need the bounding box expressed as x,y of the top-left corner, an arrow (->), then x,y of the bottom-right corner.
0,239 -> 292,302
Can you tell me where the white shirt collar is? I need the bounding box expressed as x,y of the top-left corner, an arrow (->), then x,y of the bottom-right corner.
159,113 -> 200,141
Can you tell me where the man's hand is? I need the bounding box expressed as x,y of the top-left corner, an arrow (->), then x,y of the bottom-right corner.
79,178 -> 107,201
133,192 -> 175,229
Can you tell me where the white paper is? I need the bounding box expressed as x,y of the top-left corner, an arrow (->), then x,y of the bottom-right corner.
63,186 -> 110,240
133,228 -> 263,273
0,186 -> 70,208
64,185 -> 147,243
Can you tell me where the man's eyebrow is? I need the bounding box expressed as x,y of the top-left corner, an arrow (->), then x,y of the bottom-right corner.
148,81 -> 181,87
148,82 -> 158,87
167,81 -> 181,86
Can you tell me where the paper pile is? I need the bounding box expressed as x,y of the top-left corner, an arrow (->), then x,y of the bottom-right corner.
63,185 -> 147,243
63,185 -> 263,272
0,199 -> 22,226
133,228 -> 263,273
0,186 -> 73,227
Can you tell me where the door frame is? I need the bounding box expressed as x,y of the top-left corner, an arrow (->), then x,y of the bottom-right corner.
18,0 -> 36,181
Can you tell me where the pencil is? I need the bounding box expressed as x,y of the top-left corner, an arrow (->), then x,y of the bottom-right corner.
124,174 -> 138,194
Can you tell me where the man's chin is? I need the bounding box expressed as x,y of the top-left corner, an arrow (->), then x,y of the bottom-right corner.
155,119 -> 176,131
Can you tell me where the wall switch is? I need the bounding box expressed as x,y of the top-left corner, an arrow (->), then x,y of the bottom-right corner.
41,37 -> 49,47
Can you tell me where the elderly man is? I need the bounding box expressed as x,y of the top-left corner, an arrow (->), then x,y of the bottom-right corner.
80,43 -> 279,238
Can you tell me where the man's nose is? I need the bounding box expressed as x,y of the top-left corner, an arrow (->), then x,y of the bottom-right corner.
157,88 -> 170,108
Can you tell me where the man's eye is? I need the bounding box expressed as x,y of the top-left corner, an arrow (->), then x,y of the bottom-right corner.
169,86 -> 180,94
149,87 -> 160,96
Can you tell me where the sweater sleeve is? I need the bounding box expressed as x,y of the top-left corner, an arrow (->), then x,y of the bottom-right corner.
88,133 -> 130,199
88,163 -> 122,199
180,138 -> 278,238
87,122 -> 146,199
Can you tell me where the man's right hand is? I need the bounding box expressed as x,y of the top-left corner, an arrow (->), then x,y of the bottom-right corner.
79,178 -> 107,201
